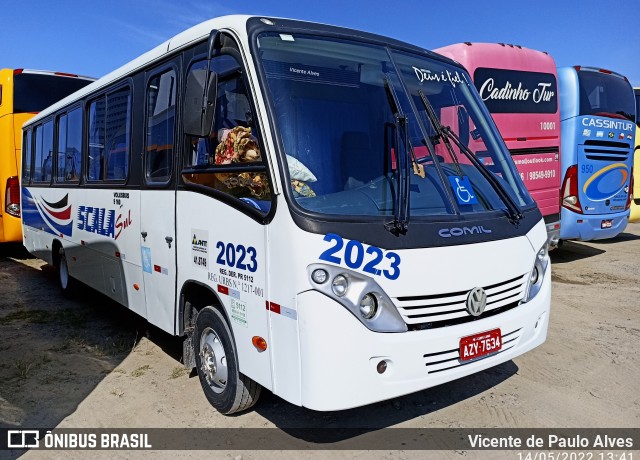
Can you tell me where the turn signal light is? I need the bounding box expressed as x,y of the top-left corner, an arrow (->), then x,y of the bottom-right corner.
252,336 -> 267,352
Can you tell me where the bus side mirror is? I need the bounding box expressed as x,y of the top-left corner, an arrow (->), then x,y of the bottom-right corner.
183,67 -> 218,137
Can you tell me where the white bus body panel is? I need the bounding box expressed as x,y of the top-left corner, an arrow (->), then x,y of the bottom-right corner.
265,217 -> 548,409
22,187 -> 147,318
297,276 -> 549,411
175,190 -> 272,390
141,190 -> 176,333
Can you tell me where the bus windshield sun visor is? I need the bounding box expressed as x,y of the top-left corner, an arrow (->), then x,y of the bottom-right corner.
417,90 -> 523,225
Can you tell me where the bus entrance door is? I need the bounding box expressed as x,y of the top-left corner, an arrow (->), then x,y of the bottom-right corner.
140,190 -> 177,332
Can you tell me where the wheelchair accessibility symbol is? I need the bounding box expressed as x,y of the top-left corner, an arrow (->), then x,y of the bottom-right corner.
448,175 -> 478,205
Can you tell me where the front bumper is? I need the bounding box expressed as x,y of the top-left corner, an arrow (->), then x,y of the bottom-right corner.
296,268 -> 551,411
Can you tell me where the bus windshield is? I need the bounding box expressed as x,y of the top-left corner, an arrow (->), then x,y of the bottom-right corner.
577,70 -> 636,123
257,33 -> 533,220
13,73 -> 91,113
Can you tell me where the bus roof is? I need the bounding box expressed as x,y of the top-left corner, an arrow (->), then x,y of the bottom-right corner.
24,15 -> 456,129
571,65 -> 629,80
434,42 -> 557,75
0,68 -> 94,80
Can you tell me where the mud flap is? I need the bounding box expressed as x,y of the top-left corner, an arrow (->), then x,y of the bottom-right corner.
182,328 -> 196,369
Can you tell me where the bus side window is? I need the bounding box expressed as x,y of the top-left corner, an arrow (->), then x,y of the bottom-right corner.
57,108 -> 82,182
65,108 -> 82,181
88,89 -> 131,182
34,121 -> 53,183
88,98 -> 105,181
56,114 -> 68,182
183,54 -> 272,213
22,130 -> 32,183
105,90 -> 131,181
145,69 -> 177,183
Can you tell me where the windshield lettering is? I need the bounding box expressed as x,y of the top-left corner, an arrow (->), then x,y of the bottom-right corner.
413,67 -> 464,88
289,67 -> 320,77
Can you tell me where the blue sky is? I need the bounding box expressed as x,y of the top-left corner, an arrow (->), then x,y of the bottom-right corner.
1,0 -> 639,86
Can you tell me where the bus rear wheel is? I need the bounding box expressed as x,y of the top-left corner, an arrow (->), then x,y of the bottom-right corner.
194,306 -> 261,414
57,247 -> 76,297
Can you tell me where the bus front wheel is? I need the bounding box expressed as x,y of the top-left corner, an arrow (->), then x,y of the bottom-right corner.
194,306 -> 261,414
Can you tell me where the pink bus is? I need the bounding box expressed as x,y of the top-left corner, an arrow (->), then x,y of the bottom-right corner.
435,43 -> 561,248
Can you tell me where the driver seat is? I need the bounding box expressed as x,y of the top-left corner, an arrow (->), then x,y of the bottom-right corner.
342,131 -> 379,189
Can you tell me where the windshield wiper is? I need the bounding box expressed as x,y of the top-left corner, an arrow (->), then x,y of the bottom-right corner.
417,90 -> 523,225
383,77 -> 410,235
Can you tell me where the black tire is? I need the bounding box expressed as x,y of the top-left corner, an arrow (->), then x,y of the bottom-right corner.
193,306 -> 261,414
57,247 -> 76,297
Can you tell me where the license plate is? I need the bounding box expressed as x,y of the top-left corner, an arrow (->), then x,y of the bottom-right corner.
459,328 -> 502,361
601,219 -> 613,229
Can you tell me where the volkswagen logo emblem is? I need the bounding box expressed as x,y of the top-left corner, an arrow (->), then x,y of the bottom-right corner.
466,287 -> 487,317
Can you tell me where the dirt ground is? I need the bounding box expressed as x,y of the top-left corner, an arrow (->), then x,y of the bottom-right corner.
1,224 -> 639,460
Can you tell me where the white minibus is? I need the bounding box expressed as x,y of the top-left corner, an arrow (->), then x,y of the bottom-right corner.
21,15 -> 551,414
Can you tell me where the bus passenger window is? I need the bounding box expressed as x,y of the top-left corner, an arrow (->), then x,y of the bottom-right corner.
22,130 -> 32,183
182,54 -> 271,213
56,114 -> 68,182
88,98 -> 105,181
88,89 -> 131,182
105,91 -> 130,181
34,120 -> 53,183
65,108 -> 82,181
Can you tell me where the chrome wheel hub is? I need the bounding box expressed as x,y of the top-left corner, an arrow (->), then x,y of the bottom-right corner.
199,327 -> 228,393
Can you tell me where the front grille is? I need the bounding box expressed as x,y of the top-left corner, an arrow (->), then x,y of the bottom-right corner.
423,328 -> 522,374
394,273 -> 528,329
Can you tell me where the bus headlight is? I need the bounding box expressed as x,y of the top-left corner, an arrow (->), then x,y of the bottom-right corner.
331,274 -> 349,297
521,243 -> 549,303
307,263 -> 407,332
529,265 -> 540,285
311,268 -> 328,284
359,293 -> 378,319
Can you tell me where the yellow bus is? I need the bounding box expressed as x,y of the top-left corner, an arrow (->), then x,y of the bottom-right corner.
630,87 -> 640,222
0,68 -> 94,242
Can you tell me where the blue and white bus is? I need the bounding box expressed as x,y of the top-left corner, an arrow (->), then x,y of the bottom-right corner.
558,66 -> 635,241
21,15 -> 550,414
